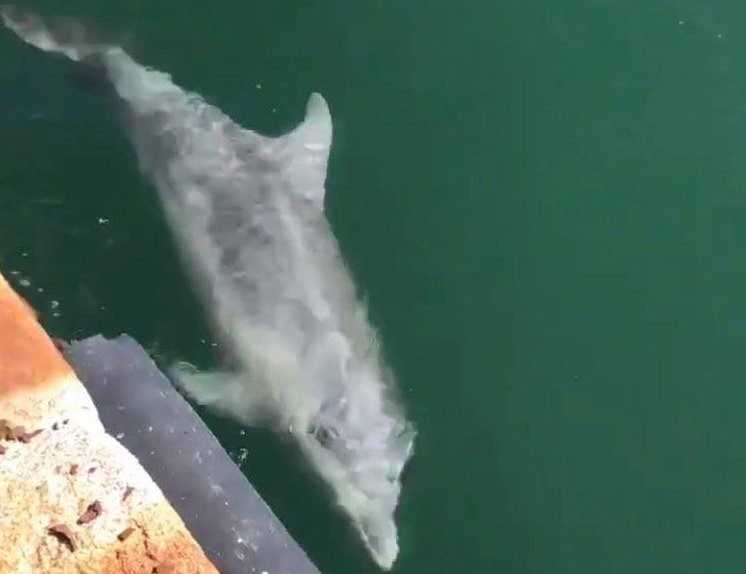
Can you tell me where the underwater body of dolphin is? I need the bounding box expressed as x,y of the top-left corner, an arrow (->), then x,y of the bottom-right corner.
2,7 -> 415,570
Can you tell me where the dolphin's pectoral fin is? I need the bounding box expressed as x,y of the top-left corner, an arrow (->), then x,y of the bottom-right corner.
280,93 -> 333,210
171,362 -> 265,425
171,361 -> 232,404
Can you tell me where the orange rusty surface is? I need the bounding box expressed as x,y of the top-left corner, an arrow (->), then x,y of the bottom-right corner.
0,274 -> 73,394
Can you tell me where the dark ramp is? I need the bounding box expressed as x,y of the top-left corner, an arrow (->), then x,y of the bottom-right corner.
65,334 -> 320,574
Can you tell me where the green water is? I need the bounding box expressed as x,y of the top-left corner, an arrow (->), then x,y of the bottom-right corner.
2,1 -> 746,572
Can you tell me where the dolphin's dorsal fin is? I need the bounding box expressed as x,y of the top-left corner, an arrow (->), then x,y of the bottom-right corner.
281,93 -> 333,210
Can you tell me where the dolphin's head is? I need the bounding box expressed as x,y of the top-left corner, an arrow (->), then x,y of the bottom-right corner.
300,333 -> 415,569
301,417 -> 411,570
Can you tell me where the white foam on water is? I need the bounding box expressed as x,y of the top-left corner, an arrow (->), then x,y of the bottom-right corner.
2,7 -> 415,569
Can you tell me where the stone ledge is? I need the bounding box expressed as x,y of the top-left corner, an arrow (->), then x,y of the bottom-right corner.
0,271 -> 218,574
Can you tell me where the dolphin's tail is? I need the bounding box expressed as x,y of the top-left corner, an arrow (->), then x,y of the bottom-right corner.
1,5 -> 111,63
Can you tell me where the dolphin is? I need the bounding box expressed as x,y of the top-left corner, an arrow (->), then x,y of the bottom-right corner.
2,6 -> 415,570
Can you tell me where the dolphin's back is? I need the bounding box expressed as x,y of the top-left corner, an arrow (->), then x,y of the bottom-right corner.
100,49 -> 336,340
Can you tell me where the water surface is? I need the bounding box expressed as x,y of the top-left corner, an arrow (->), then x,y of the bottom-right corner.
2,1 -> 746,572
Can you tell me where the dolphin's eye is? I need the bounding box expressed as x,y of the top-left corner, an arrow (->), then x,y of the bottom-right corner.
311,424 -> 341,448
314,426 -> 332,447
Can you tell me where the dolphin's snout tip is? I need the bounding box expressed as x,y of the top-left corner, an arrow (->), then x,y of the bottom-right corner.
359,515 -> 399,570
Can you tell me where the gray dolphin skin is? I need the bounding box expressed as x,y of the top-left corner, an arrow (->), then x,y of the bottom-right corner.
2,6 -> 415,570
